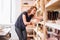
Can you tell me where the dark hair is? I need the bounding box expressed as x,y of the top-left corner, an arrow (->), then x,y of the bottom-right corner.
27,6 -> 37,13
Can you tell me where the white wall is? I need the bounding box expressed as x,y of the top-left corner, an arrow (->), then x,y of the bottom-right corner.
0,0 -> 21,25
12,0 -> 21,25
0,0 -> 11,25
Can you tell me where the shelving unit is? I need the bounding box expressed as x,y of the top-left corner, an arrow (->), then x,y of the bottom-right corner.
35,0 -> 60,11
33,0 -> 60,40
33,27 -> 44,40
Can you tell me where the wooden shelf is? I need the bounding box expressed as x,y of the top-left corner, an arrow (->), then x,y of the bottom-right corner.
33,27 -> 44,40
21,5 -> 32,7
45,22 -> 60,30
38,20 -> 60,30
33,35 -> 37,40
38,21 -> 44,25
27,34 -> 33,37
46,0 -> 60,10
26,25 -> 35,38
46,0 -> 58,8
47,31 -> 57,36
37,8 -> 41,12
35,0 -> 60,11
26,27 -> 34,29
